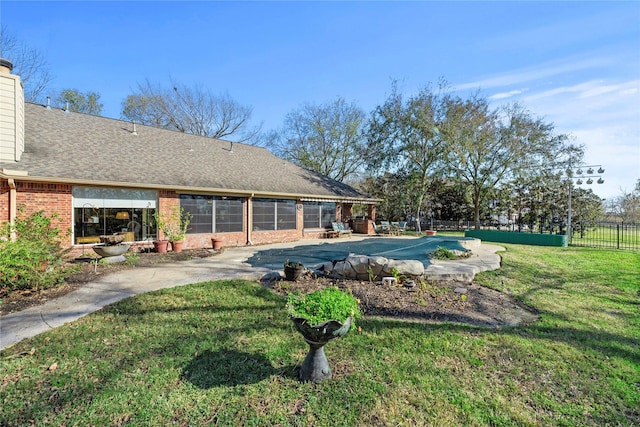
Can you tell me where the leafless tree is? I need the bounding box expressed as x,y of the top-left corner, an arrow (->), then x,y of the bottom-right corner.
0,25 -> 53,102
121,78 -> 261,143
266,97 -> 370,183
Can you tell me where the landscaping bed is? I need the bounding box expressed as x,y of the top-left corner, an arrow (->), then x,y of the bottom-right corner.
1,248 -> 538,328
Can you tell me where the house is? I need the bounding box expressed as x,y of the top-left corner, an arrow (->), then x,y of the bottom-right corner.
0,58 -> 378,253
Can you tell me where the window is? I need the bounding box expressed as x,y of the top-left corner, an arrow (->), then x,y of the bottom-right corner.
253,198 -> 296,231
73,187 -> 158,244
180,194 -> 244,234
303,202 -> 336,228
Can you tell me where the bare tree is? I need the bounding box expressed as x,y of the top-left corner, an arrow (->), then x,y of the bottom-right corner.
0,25 -> 53,102
121,79 -> 261,143
609,179 -> 640,222
266,97 -> 369,183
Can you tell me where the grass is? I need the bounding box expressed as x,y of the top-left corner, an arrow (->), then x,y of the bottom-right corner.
1,246 -> 639,426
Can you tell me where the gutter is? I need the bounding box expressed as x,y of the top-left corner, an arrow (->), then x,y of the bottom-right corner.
0,169 -> 381,204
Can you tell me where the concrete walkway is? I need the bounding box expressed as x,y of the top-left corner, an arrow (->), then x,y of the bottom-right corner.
0,236 -> 504,350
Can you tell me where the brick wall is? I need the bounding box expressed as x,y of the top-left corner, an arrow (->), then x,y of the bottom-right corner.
0,179 -> 9,223
14,181 -> 72,237
3,183 -> 360,253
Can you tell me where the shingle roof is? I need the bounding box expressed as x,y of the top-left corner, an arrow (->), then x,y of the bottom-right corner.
0,103 -> 372,201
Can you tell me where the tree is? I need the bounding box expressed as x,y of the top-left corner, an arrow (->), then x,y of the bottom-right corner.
608,179 -> 640,223
121,79 -> 260,143
366,81 -> 450,232
0,25 -> 53,102
266,97 -> 369,183
55,89 -> 103,115
441,98 -> 576,229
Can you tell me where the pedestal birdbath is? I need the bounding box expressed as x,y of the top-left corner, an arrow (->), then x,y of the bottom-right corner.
291,316 -> 353,383
287,286 -> 360,383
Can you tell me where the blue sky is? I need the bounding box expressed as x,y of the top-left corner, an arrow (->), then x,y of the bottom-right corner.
2,1 -> 638,200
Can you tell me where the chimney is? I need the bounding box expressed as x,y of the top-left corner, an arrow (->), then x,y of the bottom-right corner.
0,58 -> 25,163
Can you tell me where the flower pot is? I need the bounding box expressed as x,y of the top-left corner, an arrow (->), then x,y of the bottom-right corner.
211,238 -> 222,250
153,240 -> 169,253
171,240 -> 184,253
284,263 -> 304,281
291,316 -> 353,383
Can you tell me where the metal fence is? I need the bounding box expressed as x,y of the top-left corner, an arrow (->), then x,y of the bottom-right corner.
419,220 -> 640,250
570,221 -> 640,250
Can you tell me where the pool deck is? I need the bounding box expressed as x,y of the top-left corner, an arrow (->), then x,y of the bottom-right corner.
0,235 -> 503,350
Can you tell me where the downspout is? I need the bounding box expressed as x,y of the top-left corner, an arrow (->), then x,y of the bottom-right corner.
246,193 -> 254,245
8,178 -> 17,241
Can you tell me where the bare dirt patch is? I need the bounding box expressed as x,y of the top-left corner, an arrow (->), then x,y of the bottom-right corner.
269,271 -> 539,328
1,249 -> 539,327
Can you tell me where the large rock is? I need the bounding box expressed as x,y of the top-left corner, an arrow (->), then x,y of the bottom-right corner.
331,261 -> 356,278
322,254 -> 424,280
382,259 -> 424,278
344,254 -> 370,275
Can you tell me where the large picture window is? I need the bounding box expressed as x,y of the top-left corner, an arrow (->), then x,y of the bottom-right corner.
73,187 -> 158,244
303,202 -> 336,229
252,199 -> 296,231
180,194 -> 244,234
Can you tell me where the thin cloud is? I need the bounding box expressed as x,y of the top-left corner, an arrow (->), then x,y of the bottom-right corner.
489,89 -> 525,100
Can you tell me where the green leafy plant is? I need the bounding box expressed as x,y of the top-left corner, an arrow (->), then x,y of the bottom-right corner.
153,206 -> 191,242
391,267 -> 401,281
124,252 -> 139,266
429,246 -> 457,260
286,286 -> 362,326
366,266 -> 376,282
0,208 -> 70,292
284,260 -> 304,269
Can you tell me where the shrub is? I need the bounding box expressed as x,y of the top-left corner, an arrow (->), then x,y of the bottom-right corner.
0,209 -> 70,293
429,246 -> 457,260
286,286 -> 362,326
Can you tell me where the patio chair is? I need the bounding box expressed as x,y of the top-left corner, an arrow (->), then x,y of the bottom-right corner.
332,222 -> 353,237
391,221 -> 402,236
377,221 -> 392,235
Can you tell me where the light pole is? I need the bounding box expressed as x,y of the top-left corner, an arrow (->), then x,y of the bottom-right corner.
566,165 -> 604,243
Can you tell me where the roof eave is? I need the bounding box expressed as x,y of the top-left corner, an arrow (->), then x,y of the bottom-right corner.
0,172 -> 380,204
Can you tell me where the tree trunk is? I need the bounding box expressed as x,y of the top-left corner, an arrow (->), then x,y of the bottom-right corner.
473,188 -> 481,230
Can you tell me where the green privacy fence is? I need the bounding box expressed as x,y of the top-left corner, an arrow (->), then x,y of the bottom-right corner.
464,230 -> 568,247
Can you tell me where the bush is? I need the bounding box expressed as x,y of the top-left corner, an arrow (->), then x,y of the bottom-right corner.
429,246 -> 456,260
0,210 -> 70,293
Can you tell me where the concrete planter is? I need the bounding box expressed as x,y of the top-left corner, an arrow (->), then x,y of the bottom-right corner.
291,316 -> 353,383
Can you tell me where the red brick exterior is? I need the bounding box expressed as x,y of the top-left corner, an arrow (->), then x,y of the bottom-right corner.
0,179 -> 9,223
0,180 -> 371,256
0,179 -> 72,241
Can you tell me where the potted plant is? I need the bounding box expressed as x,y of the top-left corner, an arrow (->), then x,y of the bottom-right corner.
211,236 -> 223,250
287,287 -> 362,383
154,206 -> 191,253
284,260 -> 304,281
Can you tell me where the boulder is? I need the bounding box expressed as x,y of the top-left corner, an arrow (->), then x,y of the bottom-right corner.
322,254 -> 425,280
382,259 -> 424,278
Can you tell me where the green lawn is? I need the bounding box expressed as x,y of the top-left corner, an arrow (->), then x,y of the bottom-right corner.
1,245 -> 638,426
